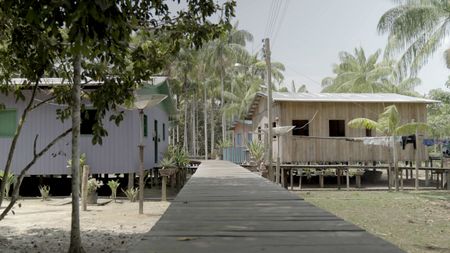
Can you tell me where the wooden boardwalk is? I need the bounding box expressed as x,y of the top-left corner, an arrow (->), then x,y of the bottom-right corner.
130,160 -> 404,253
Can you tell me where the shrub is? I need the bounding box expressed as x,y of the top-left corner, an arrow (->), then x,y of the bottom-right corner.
107,180 -> 120,201
38,185 -> 51,201
121,187 -> 138,202
87,178 -> 103,194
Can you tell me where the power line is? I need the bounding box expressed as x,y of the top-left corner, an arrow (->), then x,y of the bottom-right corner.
267,0 -> 282,38
272,0 -> 290,47
264,0 -> 277,38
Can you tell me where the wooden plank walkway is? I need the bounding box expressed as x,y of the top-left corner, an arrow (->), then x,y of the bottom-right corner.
129,160 -> 404,253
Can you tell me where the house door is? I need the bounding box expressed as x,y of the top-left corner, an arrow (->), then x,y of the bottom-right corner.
154,120 -> 158,163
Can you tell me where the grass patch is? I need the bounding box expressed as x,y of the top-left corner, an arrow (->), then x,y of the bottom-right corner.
298,191 -> 450,253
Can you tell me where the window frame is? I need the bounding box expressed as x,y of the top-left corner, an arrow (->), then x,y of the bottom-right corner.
329,120 -> 346,137
80,109 -> 98,136
292,120 -> 309,136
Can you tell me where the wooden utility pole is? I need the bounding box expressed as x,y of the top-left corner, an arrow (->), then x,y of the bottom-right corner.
264,38 -> 274,182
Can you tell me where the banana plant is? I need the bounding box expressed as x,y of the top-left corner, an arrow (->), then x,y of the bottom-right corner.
348,105 -> 429,191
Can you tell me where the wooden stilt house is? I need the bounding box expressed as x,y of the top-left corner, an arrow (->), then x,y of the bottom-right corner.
246,92 -> 437,164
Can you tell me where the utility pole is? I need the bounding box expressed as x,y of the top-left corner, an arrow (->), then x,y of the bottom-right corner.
264,38 -> 274,182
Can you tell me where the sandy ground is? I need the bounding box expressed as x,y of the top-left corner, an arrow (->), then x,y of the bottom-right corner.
0,198 -> 170,253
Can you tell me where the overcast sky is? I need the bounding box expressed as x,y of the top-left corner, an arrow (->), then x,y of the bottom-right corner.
233,0 -> 450,95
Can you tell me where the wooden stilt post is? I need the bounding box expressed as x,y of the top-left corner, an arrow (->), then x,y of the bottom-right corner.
400,168 -> 403,191
161,176 -> 167,201
290,169 -> 293,190
425,161 -> 430,187
415,129 -> 420,190
346,168 -> 350,191
319,174 -> 324,188
337,169 -> 341,190
81,165 -> 90,211
356,174 -> 361,188
128,173 -> 134,190
298,169 -> 302,190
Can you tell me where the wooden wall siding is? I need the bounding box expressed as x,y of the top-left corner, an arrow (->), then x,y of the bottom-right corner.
251,100 -> 428,163
232,123 -> 252,147
0,91 -> 169,175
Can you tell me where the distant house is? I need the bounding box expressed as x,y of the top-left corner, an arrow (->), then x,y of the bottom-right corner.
246,92 -> 437,163
230,120 -> 253,147
0,77 -> 176,175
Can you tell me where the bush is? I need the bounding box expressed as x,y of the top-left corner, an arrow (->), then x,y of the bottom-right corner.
107,180 -> 120,201
87,178 -> 103,194
38,185 -> 51,201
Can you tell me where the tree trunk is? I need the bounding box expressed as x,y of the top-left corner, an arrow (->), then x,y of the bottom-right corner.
183,101 -> 188,152
191,99 -> 195,156
210,97 -> 215,156
195,101 -> 198,157
220,69 -> 226,143
204,84 -> 208,160
393,135 -> 399,191
68,53 -> 85,253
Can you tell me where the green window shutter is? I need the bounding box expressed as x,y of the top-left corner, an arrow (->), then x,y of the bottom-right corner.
143,114 -> 148,137
0,109 -> 17,137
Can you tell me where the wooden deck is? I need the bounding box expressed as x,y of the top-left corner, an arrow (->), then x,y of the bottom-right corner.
129,160 -> 404,253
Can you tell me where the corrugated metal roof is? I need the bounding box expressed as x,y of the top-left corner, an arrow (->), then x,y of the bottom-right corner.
263,92 -> 438,103
245,92 -> 439,120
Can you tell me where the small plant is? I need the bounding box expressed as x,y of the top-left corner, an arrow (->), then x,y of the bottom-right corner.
0,171 -> 16,199
159,157 -> 175,169
87,178 -> 103,194
164,145 -> 189,168
66,153 -> 87,170
247,141 -> 265,172
107,180 -> 120,202
121,187 -> 139,202
38,185 -> 51,201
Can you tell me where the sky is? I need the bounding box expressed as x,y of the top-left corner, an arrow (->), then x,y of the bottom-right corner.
233,0 -> 450,95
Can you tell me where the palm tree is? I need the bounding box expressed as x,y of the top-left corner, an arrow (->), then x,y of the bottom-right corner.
322,48 -> 392,93
378,0 -> 450,77
348,105 -> 428,191
204,24 -> 253,144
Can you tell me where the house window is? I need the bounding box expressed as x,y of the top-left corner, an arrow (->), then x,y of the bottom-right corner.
272,122 -> 276,138
258,127 -> 262,141
143,114 -> 148,137
365,128 -> 372,137
80,109 -> 97,135
329,120 -> 345,137
0,109 -> 17,137
292,120 -> 309,136
162,123 -> 166,141
236,133 -> 242,146
247,133 -> 253,144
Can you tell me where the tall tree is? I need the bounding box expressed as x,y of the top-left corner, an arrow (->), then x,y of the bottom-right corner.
205,24 -> 253,143
378,0 -> 450,77
322,48 -> 392,93
348,105 -> 428,191
0,1 -> 236,253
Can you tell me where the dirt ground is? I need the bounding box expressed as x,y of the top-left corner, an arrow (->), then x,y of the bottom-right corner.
0,198 -> 169,253
298,190 -> 450,253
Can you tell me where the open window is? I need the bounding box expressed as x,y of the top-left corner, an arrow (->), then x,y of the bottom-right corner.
365,128 -> 372,137
292,120 -> 309,136
329,120 -> 345,137
80,109 -> 97,135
